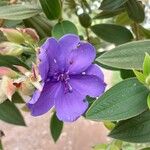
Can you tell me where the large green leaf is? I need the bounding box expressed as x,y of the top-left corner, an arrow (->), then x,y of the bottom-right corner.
97,40 -> 150,70
125,0 -> 145,23
100,0 -> 128,11
86,78 -> 149,121
50,112 -> 63,142
0,55 -> 29,70
91,24 -> 133,45
0,4 -> 41,20
109,110 -> 150,143
52,20 -> 78,39
0,100 -> 26,126
39,0 -> 61,20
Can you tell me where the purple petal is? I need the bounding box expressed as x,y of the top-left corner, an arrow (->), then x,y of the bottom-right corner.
68,42 -> 96,74
58,34 -> 80,70
27,82 -> 61,116
85,64 -> 104,81
70,75 -> 106,98
55,83 -> 88,122
39,38 -> 59,80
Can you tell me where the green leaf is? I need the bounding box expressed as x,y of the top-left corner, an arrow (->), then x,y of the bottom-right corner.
0,140 -> 3,150
125,0 -> 145,23
91,24 -> 133,45
100,0 -> 128,11
133,70 -> 145,84
12,92 -> 25,104
52,20 -> 78,39
94,7 -> 125,19
147,94 -> 150,109
143,53 -> 150,76
24,15 -> 52,39
0,100 -> 26,126
50,112 -> 63,142
86,78 -> 149,121
0,4 -> 41,20
139,25 -> 150,39
115,12 -> 133,26
120,69 -> 135,79
39,0 -> 61,20
0,55 -> 29,70
109,110 -> 150,143
97,40 -> 150,70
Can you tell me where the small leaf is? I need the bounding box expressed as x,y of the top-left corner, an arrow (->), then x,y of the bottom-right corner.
0,55 -> 29,70
50,112 -> 63,142
39,0 -> 61,20
100,0 -> 128,11
0,100 -> 26,126
91,24 -> 133,45
143,53 -> 150,76
147,94 -> 150,109
115,12 -> 133,26
109,110 -> 150,143
0,4 -> 41,20
133,70 -> 145,84
94,8 -> 125,19
125,0 -> 145,23
86,78 -> 149,121
52,20 -> 78,39
97,40 -> 150,70
139,25 -> 150,39
12,92 -> 25,104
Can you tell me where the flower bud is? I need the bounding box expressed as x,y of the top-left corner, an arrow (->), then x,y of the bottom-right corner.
19,28 -> 39,44
0,76 -> 16,102
0,42 -> 24,56
78,13 -> 92,28
0,67 -> 18,78
0,28 -> 25,44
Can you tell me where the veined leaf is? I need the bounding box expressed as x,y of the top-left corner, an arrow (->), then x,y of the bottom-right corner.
91,24 -> 133,45
0,100 -> 26,126
109,110 -> 150,143
0,4 -> 41,20
86,78 -> 149,121
97,40 -> 150,70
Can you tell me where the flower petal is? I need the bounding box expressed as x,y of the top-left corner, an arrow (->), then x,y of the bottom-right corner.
68,42 -> 96,74
55,84 -> 88,122
70,75 -> 106,98
85,64 -> 104,81
27,82 -> 61,116
39,38 -> 59,80
58,34 -> 80,70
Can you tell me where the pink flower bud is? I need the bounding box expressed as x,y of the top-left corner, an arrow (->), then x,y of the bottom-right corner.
0,67 -> 18,78
0,28 -> 25,44
19,28 -> 39,43
0,42 -> 23,56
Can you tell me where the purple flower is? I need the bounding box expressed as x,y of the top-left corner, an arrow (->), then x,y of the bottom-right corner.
27,34 -> 106,122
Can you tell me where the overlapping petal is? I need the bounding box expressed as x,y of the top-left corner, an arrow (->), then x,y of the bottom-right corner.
70,74 -> 106,98
68,42 -> 96,74
58,34 -> 80,70
55,83 -> 88,122
27,82 -> 61,116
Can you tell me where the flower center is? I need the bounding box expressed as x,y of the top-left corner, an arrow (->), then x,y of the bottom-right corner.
53,72 -> 73,93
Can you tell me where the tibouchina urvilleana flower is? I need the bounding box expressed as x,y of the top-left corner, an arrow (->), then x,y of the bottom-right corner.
27,34 -> 106,122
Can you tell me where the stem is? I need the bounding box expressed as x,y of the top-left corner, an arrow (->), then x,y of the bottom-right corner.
132,22 -> 140,41
85,28 -> 90,42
